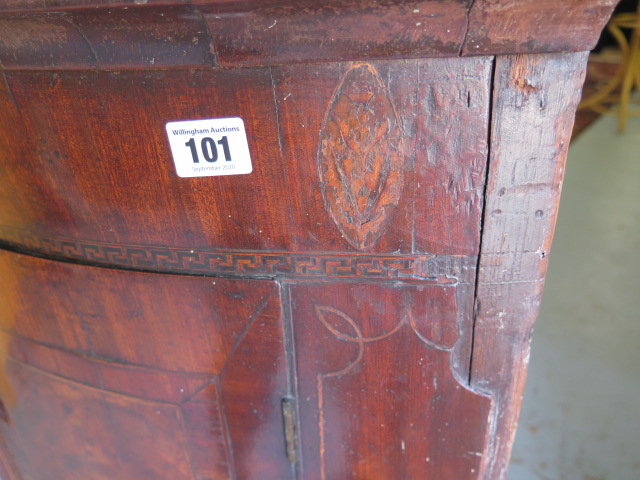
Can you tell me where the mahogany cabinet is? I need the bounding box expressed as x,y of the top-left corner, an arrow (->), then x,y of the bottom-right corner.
0,1 -> 617,479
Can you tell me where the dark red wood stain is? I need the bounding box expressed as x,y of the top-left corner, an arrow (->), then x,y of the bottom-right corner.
0,59 -> 492,257
0,251 -> 290,480
291,282 -> 491,480
0,1 -> 616,479
462,0 -> 618,56
0,68 -> 291,251
0,1 -> 618,69
202,0 -> 469,67
0,6 -> 215,70
412,56 -> 492,255
272,57 -> 491,254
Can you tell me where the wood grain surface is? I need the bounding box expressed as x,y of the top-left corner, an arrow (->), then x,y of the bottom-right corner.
0,5 -> 215,69
291,282 -> 490,480
470,52 -> 589,479
462,0 -> 618,56
0,57 -> 491,260
0,1 -> 611,478
317,63 -> 405,250
0,1 -> 618,69
0,250 -> 290,480
0,246 -> 487,479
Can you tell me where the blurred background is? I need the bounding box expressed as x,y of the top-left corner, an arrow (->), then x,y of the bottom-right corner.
508,1 -> 640,478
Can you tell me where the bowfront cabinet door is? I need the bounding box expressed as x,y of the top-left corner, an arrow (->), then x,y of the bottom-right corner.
290,282 -> 492,479
0,254 -> 496,480
0,251 -> 292,480
0,55 -> 497,480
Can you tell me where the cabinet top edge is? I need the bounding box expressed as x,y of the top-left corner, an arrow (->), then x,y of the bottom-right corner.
0,0 -> 618,70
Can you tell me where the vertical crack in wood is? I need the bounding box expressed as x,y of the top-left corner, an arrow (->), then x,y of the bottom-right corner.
469,56 -> 497,386
459,0 -> 479,56
0,68 -> 19,111
469,52 -> 590,480
60,14 -> 100,68
191,4 -> 220,68
269,67 -> 297,250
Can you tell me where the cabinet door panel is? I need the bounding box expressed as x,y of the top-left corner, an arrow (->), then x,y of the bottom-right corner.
0,251 -> 291,480
2,359 -> 194,480
291,282 -> 492,480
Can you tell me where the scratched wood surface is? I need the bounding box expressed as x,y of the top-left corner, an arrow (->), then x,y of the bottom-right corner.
470,52 -> 589,480
462,0 -> 618,56
0,1 -> 618,69
0,251 -> 489,479
0,57 -> 491,263
271,57 -> 491,255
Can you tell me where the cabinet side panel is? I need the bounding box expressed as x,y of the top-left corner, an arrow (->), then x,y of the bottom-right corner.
470,52 -> 588,480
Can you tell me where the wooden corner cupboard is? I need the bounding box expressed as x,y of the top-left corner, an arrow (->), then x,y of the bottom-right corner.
0,1 -> 618,479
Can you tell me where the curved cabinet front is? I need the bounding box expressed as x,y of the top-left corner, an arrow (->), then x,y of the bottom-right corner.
0,1 -> 606,476
0,251 -> 291,480
0,57 -> 491,261
0,250 -> 493,480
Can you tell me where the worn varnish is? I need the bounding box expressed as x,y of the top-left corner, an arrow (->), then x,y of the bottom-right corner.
0,57 -> 491,259
0,1 -> 617,479
0,1 -> 618,68
463,0 -> 618,56
470,52 -> 589,480
0,5 -> 215,69
317,63 -> 405,251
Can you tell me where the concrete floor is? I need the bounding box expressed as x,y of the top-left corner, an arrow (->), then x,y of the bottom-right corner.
508,114 -> 640,480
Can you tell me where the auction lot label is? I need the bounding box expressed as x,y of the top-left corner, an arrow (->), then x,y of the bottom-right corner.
165,117 -> 252,178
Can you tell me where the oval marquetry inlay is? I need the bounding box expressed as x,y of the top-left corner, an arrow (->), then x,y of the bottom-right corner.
318,63 -> 404,250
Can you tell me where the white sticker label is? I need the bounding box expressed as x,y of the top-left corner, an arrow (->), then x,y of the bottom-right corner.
165,117 -> 252,178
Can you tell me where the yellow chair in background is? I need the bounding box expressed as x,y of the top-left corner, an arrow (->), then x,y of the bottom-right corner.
579,2 -> 640,132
